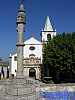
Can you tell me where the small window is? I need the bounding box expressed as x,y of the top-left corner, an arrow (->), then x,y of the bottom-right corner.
14,56 -> 17,61
47,34 -> 51,40
29,46 -> 35,50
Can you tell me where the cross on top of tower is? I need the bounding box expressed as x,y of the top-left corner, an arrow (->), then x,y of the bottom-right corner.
31,33 -> 34,37
20,0 -> 24,4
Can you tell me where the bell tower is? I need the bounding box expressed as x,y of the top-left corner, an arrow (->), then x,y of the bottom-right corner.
41,16 -> 56,42
16,0 -> 26,78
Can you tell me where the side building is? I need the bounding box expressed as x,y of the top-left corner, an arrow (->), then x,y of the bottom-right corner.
0,59 -> 9,79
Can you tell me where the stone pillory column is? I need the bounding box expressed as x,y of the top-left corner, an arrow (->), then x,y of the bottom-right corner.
16,0 -> 26,78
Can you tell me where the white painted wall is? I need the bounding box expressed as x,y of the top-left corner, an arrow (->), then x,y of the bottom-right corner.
24,37 -> 42,62
11,54 -> 17,76
10,37 -> 42,77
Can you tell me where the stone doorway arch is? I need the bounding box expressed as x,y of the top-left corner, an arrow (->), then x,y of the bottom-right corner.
29,68 -> 36,78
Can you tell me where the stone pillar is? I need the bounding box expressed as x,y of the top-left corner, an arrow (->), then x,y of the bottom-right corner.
16,2 -> 26,78
16,32 -> 25,78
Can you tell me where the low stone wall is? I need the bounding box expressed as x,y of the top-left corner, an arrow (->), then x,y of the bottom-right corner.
40,83 -> 75,92
0,80 -> 75,93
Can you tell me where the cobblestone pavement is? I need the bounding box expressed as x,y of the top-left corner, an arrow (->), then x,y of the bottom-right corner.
0,78 -> 42,100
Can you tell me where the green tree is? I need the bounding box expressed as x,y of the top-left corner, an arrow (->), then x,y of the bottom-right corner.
42,32 -> 75,83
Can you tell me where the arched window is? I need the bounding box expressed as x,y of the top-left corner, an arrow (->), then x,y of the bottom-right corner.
29,54 -> 35,63
47,34 -> 51,40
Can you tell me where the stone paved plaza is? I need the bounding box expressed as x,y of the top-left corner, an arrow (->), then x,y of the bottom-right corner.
0,78 -> 42,100
0,79 -> 75,100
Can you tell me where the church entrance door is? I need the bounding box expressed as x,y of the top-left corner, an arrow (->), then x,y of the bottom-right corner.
29,68 -> 36,78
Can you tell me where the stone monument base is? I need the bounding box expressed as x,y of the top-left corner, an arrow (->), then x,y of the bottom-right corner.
0,77 -> 41,100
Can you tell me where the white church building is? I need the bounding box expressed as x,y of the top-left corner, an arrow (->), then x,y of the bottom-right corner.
9,16 -> 56,80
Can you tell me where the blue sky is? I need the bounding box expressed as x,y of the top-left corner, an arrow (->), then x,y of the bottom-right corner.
0,0 -> 75,58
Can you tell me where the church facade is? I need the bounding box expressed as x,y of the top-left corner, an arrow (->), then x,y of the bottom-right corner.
9,3 -> 56,80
